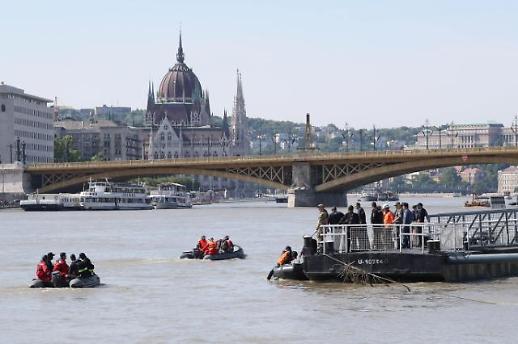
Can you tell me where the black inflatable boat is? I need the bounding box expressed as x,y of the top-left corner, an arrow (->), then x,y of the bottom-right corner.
180,245 -> 246,260
271,262 -> 307,280
29,273 -> 101,288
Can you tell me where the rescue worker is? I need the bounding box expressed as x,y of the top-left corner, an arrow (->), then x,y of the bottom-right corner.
68,254 -> 79,280
371,202 -> 384,249
196,235 -> 208,258
77,253 -> 95,278
315,204 -> 329,242
46,252 -> 55,272
220,235 -> 234,253
276,246 -> 293,266
339,205 -> 360,251
382,204 -> 395,249
206,238 -> 218,255
53,252 -> 69,282
35,255 -> 52,286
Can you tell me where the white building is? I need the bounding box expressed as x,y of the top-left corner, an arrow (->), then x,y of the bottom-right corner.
0,83 -> 54,164
498,166 -> 518,193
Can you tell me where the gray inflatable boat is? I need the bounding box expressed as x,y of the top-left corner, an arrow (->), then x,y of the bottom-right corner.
69,274 -> 101,288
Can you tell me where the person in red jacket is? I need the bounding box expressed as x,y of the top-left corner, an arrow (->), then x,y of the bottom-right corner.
36,255 -> 51,283
220,235 -> 234,253
195,235 -> 208,258
53,252 -> 69,280
206,237 -> 218,255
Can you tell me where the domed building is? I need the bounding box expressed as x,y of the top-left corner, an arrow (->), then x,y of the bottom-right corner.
145,33 -> 248,160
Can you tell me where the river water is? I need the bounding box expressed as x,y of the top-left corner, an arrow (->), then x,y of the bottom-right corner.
1,195 -> 517,343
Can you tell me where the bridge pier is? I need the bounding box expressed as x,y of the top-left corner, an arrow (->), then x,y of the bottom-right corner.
287,162 -> 347,208
0,163 -> 32,200
287,188 -> 347,208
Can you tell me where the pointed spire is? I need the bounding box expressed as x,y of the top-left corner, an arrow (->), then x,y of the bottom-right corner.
176,31 -> 185,63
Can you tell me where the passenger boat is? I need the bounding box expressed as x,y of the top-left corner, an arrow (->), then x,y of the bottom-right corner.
180,245 -> 246,260
20,193 -> 82,211
271,208 -> 518,283
149,183 -> 192,209
80,180 -> 152,210
359,191 -> 377,202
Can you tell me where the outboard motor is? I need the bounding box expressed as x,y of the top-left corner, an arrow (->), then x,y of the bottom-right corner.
303,235 -> 317,256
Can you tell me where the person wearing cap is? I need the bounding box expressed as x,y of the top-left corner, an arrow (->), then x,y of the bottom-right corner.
315,204 -> 329,241
328,207 -> 344,225
414,203 -> 429,247
53,252 -> 69,282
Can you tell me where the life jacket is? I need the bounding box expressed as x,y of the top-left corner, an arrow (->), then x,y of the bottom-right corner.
53,259 -> 69,278
36,261 -> 51,282
226,239 -> 234,251
384,211 -> 395,227
197,239 -> 208,251
77,258 -> 95,277
277,251 -> 292,266
206,241 -> 218,255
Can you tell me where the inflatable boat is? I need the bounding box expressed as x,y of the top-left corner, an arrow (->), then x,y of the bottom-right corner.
29,274 -> 100,288
180,245 -> 246,260
271,262 -> 307,280
69,274 -> 101,288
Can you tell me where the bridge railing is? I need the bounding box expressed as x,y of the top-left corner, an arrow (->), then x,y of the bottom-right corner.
25,146 -> 518,170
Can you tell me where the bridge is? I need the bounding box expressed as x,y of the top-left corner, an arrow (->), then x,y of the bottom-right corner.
0,147 -> 518,206
3,147 -> 518,207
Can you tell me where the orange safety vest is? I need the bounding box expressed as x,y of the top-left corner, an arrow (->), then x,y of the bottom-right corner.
384,211 -> 395,227
198,239 -> 208,251
206,241 -> 218,255
277,251 -> 291,266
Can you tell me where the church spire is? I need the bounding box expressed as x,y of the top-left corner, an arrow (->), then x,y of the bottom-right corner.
176,31 -> 185,63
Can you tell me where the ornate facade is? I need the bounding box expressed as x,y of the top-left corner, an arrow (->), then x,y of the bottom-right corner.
145,34 -> 247,160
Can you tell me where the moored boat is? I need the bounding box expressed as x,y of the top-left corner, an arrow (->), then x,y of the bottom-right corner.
80,180 -> 152,210
149,183 -> 192,209
272,209 -> 518,283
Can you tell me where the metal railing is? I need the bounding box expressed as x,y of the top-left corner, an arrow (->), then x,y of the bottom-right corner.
315,220 -> 518,255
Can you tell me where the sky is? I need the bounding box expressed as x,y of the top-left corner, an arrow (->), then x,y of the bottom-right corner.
2,0 -> 518,128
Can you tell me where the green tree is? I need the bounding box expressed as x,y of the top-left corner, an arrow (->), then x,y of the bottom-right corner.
54,135 -> 81,162
439,168 -> 462,188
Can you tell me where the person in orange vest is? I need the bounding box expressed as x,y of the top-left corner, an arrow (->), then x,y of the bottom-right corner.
276,246 -> 293,266
35,255 -> 52,286
206,237 -> 218,255
382,204 -> 396,249
53,252 -> 69,280
195,235 -> 208,258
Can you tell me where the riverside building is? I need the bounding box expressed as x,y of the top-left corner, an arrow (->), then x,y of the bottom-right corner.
0,83 -> 54,164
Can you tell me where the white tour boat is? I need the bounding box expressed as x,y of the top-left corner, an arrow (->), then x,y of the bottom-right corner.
80,180 -> 152,210
149,183 -> 192,209
20,193 -> 82,211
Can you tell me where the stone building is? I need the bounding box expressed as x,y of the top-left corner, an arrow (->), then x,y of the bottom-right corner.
0,83 -> 54,164
415,123 -> 504,149
498,166 -> 518,193
54,119 -> 141,161
145,33 -> 248,160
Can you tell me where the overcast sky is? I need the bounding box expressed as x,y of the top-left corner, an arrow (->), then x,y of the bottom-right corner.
2,0 -> 518,128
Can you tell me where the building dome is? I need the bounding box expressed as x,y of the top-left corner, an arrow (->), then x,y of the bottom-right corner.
157,35 -> 202,103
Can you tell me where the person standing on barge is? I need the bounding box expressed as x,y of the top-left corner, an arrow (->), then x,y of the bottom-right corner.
315,204 -> 329,241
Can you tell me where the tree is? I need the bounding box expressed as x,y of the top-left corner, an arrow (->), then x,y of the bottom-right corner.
54,135 -> 81,162
439,168 -> 462,188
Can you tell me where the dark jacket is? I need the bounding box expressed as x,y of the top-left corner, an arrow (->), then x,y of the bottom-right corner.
68,260 -> 79,278
328,211 -> 344,224
357,207 -> 366,224
77,257 -> 95,278
370,208 -> 383,224
415,208 -> 429,222
339,212 -> 359,225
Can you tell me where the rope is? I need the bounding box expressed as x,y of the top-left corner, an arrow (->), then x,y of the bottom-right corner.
323,253 -> 411,292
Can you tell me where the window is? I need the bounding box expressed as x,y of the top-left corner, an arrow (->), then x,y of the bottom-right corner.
1,104 -> 5,112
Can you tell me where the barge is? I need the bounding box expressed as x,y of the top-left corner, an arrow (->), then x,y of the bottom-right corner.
273,209 -> 518,282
